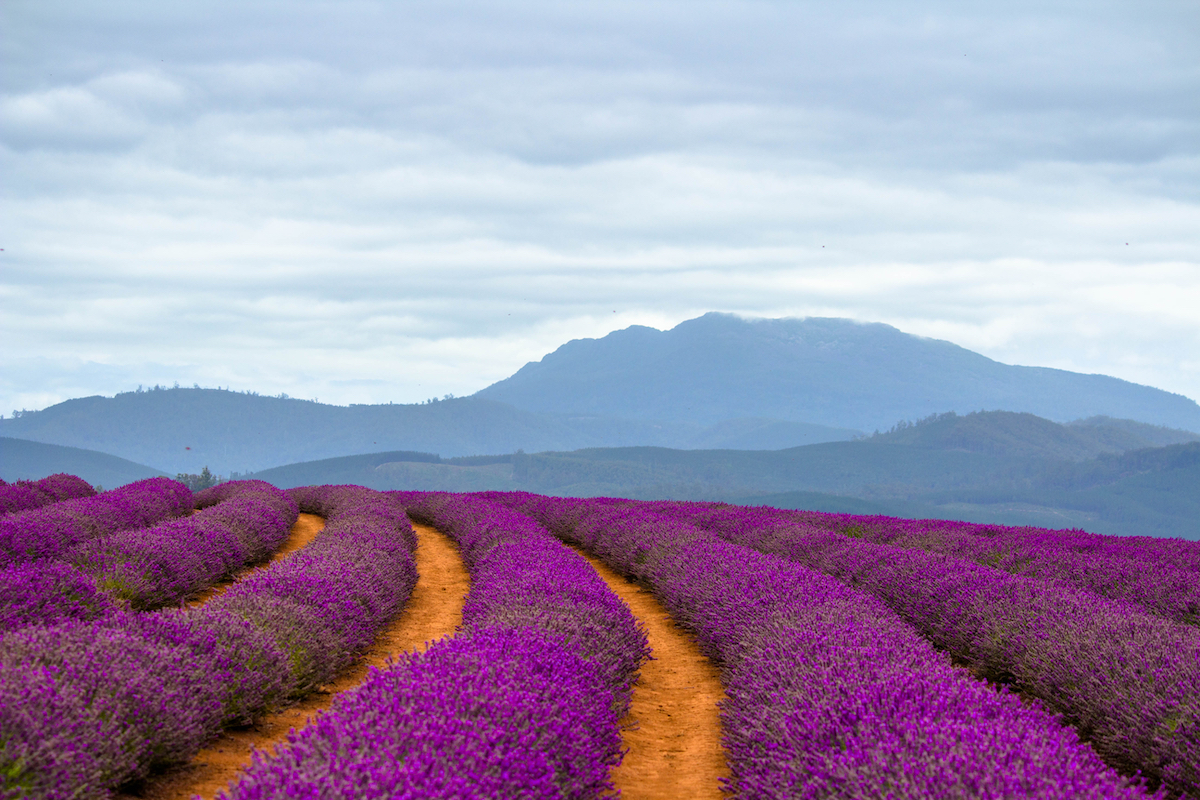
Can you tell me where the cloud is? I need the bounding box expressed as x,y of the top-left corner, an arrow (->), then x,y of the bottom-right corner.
1,0 -> 1198,416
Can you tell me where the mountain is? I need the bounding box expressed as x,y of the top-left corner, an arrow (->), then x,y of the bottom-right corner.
0,437 -> 165,489
0,386 -> 857,475
239,411 -> 1200,540
475,313 -> 1200,432
7,313 -> 1198,475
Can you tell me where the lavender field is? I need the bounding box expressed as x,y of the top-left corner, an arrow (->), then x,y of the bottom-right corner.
1,477 -> 1196,799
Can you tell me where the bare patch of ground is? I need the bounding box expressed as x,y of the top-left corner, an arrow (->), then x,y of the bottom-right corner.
575,549 -> 730,800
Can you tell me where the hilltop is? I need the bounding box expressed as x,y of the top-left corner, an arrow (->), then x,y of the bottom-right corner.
476,313 -> 1200,432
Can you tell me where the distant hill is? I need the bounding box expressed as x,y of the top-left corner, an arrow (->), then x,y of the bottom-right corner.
242,411 -> 1200,540
0,386 -> 857,475
476,313 -> 1200,432
0,437 -> 164,489
868,410 -> 1199,461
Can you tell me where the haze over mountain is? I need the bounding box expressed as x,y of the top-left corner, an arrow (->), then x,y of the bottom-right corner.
8,405 -> 1197,540
477,314 -> 1200,433
0,386 -> 856,475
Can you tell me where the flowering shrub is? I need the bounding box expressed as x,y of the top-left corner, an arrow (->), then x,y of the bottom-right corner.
0,474 -> 95,515
0,477 -> 192,566
0,561 -> 115,632
494,492 -> 1158,800
0,485 -> 417,798
609,500 -> 1200,798
669,503 -> 1200,624
0,481 -> 300,631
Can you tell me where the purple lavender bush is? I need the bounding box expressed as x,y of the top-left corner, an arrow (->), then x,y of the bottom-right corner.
639,500 -> 1200,797
731,506 -> 1200,624
217,492 -> 645,799
218,628 -> 624,800
0,485 -> 417,799
61,481 -> 299,609
494,492 -> 1159,800
400,491 -> 647,702
0,482 -> 299,630
782,508 -> 1200,573
210,485 -> 418,693
0,561 -> 116,632
0,474 -> 95,515
62,497 -> 287,609
0,477 -> 192,566
0,608 -> 291,799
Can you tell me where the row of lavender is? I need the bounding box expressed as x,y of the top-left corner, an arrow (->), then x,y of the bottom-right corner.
490,492 -> 1159,800
0,476 -> 192,566
0,480 -> 298,632
0,485 -> 417,800
0,474 -> 95,515
217,492 -> 648,800
628,500 -> 1200,797
772,507 -> 1200,624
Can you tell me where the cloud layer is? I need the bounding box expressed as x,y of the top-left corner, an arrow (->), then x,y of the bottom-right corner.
3,0 -> 1198,417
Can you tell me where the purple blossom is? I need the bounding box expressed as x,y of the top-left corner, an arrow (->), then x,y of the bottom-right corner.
0,477 -> 192,566
0,481 -> 300,630
0,474 -> 95,516
0,561 -> 115,631
0,485 -> 417,798
493,492 -> 1159,800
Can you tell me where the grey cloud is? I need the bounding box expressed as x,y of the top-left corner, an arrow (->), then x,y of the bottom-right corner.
1,0 -> 1198,415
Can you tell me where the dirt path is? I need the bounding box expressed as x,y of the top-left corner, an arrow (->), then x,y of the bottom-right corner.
576,550 -> 729,800
188,512 -> 326,606
120,520 -> 469,800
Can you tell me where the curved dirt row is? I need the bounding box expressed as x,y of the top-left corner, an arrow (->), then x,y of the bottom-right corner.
188,512 -> 326,607
575,548 -> 730,800
120,520 -> 469,800
121,516 -> 730,799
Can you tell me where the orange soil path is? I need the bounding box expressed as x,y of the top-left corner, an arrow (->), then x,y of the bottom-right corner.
188,512 -> 326,606
576,549 -> 730,800
119,520 -> 469,800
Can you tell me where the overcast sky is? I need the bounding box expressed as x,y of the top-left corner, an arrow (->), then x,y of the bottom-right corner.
3,0 -> 1198,416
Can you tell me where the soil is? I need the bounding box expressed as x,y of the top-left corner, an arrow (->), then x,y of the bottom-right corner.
118,520 -> 469,800
575,549 -> 730,800
187,512 -> 326,606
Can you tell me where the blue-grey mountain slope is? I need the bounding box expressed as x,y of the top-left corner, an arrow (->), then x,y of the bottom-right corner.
476,313 -> 1200,433
0,437 -> 164,488
0,386 -> 856,475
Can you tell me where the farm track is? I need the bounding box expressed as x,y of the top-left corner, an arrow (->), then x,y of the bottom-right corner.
573,548 -> 730,800
187,512 -> 326,607
118,519 -> 469,800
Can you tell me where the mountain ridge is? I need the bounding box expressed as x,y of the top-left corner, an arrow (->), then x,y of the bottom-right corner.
476,313 -> 1200,432
0,387 -> 857,475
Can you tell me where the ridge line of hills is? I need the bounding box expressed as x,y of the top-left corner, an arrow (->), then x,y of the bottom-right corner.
6,410 -> 1197,540
3,313 -> 1198,477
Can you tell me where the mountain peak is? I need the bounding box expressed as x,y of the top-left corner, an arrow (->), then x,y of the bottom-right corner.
476,313 -> 1200,432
